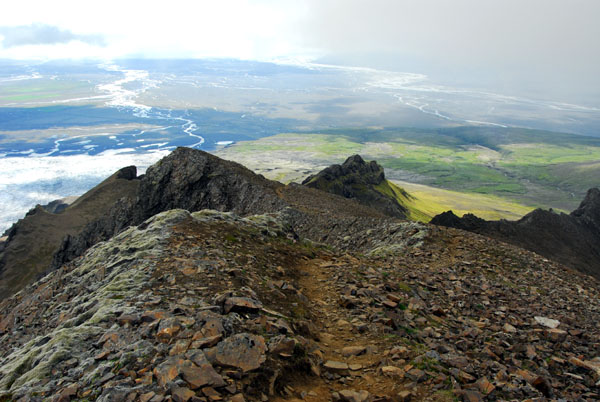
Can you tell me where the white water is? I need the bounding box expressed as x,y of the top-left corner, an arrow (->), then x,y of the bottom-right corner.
0,72 -> 42,82
96,63 -> 205,147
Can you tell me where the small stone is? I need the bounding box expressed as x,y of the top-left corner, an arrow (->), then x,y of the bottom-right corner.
141,310 -> 166,323
462,390 -> 483,402
546,328 -> 568,342
200,317 -> 225,337
202,387 -> 222,401
525,344 -> 537,360
397,390 -> 412,402
230,394 -> 245,402
382,300 -> 398,309
170,339 -> 192,356
476,377 -> 495,395
324,360 -> 349,373
381,365 -> 404,377
406,368 -> 427,383
268,335 -> 296,357
349,364 -> 363,371
390,346 -> 410,359
339,296 -> 357,309
214,333 -> 266,372
171,386 -> 196,402
339,389 -> 370,402
387,293 -> 402,302
336,319 -> 352,329
154,356 -> 184,388
531,376 -> 553,397
64,358 -> 78,369
139,392 -> 155,402
341,346 -> 367,357
515,368 -> 537,383
451,368 -> 476,383
503,323 -> 517,333
94,350 -> 110,360
52,383 -> 79,402
181,359 -> 226,389
223,297 -> 262,314
431,306 -> 446,317
118,313 -> 140,326
191,334 -> 222,349
534,316 -> 560,329
157,317 -> 182,342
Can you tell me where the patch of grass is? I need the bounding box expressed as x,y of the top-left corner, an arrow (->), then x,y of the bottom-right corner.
224,234 -> 238,243
413,356 -> 441,372
394,180 -> 535,221
431,390 -> 460,402
396,281 -> 412,293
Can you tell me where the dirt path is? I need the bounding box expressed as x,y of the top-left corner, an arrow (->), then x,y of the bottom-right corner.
272,255 -> 415,401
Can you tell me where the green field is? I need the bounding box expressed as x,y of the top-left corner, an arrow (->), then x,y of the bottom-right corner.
0,79 -> 95,105
217,126 -> 600,218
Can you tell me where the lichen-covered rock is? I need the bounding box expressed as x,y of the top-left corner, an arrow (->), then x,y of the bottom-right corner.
0,210 -> 187,397
214,333 -> 267,372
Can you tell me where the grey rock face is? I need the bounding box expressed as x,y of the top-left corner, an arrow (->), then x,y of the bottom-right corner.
51,148 -> 286,271
302,155 -> 408,218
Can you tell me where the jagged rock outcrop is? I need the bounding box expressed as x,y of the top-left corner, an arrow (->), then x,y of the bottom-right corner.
302,155 -> 408,218
0,166 -> 140,300
431,187 -> 600,279
51,148 -> 287,272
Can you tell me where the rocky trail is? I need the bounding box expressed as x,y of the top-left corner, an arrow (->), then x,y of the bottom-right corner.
275,256 -> 412,402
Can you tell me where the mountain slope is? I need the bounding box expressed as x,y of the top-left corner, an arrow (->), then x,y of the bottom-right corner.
431,188 -> 600,279
0,166 -> 139,300
1,209 -> 599,401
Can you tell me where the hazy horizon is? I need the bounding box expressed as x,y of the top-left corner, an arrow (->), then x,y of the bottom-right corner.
1,1 -> 599,105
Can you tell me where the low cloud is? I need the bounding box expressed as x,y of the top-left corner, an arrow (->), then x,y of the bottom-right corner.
0,24 -> 105,48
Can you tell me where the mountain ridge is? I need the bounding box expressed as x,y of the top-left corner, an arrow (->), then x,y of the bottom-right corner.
431,187 -> 600,279
0,165 -> 140,300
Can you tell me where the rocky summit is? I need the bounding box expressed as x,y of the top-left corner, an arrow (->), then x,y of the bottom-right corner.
302,155 -> 409,219
0,148 -> 599,402
431,187 -> 600,280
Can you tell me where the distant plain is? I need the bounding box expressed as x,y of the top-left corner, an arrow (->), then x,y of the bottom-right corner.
1,58 -> 599,231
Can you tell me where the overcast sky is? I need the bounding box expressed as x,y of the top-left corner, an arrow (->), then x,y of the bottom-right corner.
1,0 -> 598,102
